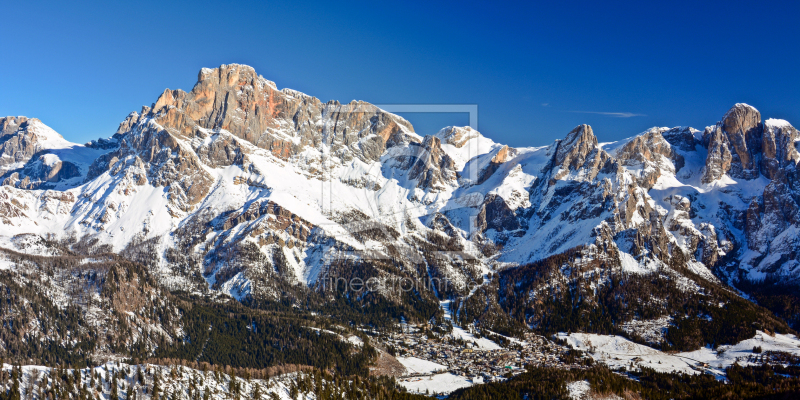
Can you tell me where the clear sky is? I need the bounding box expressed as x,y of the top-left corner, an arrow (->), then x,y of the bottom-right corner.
2,0 -> 798,147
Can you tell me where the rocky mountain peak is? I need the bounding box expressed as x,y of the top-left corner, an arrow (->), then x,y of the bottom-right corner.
197,63 -> 269,88
702,103 -> 763,182
761,119 -> 800,179
721,103 -> 761,135
613,128 -> 678,189
0,117 -> 68,168
435,126 -> 481,148
1,116 -> 29,137
134,64 -> 416,164
0,117 -> 91,189
661,126 -> 699,152
554,124 -> 598,168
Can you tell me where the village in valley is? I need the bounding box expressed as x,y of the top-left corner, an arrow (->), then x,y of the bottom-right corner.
363,315 -> 593,395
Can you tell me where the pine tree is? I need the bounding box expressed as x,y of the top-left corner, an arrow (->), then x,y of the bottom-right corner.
152,372 -> 161,399
229,376 -> 237,395
110,373 -> 119,400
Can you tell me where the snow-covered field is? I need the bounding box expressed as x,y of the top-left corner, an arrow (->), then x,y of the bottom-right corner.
397,372 -> 473,396
560,330 -> 800,376
562,332 -> 697,374
396,357 -> 446,375
680,330 -> 800,370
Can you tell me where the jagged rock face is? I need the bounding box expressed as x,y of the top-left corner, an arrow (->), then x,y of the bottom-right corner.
390,134 -> 459,193
661,127 -> 698,152
614,128 -> 679,189
0,117 -> 55,169
478,145 -> 514,184
85,115 -> 215,212
143,64 -> 416,163
761,120 -> 800,179
0,117 -> 93,189
746,180 -> 800,251
702,125 -> 734,183
437,126 -> 480,148
703,103 -> 763,182
408,135 -> 457,191
194,129 -> 250,168
554,124 -> 600,172
220,199 -> 313,241
10,156 -> 81,188
476,194 -> 522,233
543,125 -> 615,188
503,124 -> 673,264
1,116 -> 28,137
722,103 -> 763,179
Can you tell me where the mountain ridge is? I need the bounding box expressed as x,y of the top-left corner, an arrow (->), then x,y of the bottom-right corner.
2,65 -> 800,370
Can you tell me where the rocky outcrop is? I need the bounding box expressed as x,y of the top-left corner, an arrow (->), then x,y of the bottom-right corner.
397,135 -> 458,192
0,117 -> 91,188
661,127 -> 698,152
18,157 -> 80,188
1,116 -> 28,138
436,126 -> 480,148
702,124 -> 734,183
221,199 -> 313,242
85,119 -> 214,211
554,124 -> 599,170
545,124 -> 615,185
614,128 -> 679,189
478,145 -> 513,184
476,194 -> 522,233
145,64 -> 416,163
760,119 -> 800,180
0,117 -> 63,171
194,129 -> 250,168
702,104 -> 763,182
721,103 -> 763,179
746,179 -> 800,250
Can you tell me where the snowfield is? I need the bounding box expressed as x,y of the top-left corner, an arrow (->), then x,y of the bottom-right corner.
561,330 -> 800,377
396,357 -> 447,375
397,372 -> 473,395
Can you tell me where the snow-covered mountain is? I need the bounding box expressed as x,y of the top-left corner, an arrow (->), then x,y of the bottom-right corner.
2,64 -> 800,357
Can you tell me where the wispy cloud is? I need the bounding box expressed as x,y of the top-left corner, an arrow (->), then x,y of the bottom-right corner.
541,102 -> 550,107
566,110 -> 646,118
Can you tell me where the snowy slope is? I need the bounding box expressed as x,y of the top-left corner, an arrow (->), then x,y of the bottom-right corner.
3,362 -> 321,400
561,330 -> 800,377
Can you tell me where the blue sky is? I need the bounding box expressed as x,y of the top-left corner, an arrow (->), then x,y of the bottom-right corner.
1,0 -> 798,147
